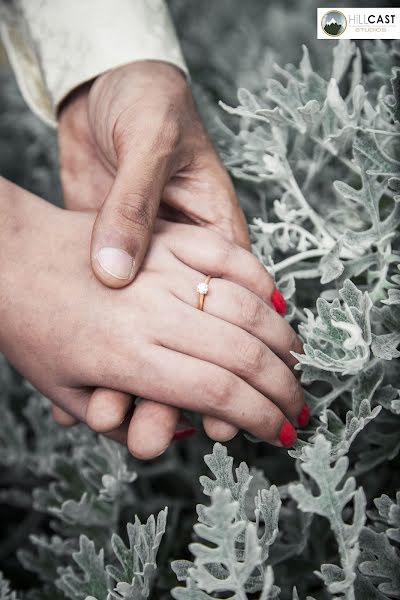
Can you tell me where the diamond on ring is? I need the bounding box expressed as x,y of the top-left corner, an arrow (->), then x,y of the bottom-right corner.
197,276 -> 212,311
197,282 -> 209,295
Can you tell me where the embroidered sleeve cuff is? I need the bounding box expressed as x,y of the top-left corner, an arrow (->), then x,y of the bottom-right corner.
1,0 -> 188,127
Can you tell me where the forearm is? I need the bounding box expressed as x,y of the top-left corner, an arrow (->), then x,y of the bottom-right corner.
0,185 -> 22,352
0,177 -> 46,246
0,178 -> 54,351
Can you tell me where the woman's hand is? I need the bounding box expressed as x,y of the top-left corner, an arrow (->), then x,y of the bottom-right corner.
0,179 -> 305,458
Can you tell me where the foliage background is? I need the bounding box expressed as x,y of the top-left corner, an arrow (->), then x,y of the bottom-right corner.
0,1 -> 399,599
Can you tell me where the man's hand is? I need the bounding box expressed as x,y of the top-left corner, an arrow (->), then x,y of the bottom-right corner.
58,60 -> 250,288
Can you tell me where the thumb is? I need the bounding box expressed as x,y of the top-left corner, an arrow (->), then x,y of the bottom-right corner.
91,156 -> 168,288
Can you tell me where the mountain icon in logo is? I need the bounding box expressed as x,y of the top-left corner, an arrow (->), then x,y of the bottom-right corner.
321,10 -> 347,36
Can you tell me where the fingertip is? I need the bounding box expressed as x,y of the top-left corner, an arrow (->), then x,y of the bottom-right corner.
277,419 -> 297,448
272,288 -> 287,315
89,160 -> 161,290
297,402 -> 310,428
203,416 -> 238,442
86,389 -> 132,433
127,401 -> 179,460
51,405 -> 78,427
92,246 -> 135,289
128,439 -> 169,460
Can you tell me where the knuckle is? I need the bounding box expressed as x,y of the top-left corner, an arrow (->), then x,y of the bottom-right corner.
246,252 -> 272,288
291,329 -> 304,356
208,195 -> 236,230
114,196 -> 153,233
206,374 -> 237,413
255,270 -> 273,298
237,338 -> 266,378
239,292 -> 263,331
114,100 -> 181,150
216,238 -> 235,268
141,107 -> 181,151
288,377 -> 305,411
158,114 -> 181,149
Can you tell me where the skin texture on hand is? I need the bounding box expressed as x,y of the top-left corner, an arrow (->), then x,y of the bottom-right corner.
58,61 -> 250,279
57,60 -> 252,445
0,178 -> 304,458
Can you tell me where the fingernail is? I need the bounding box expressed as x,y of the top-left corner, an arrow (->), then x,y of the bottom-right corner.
173,427 -> 197,441
297,403 -> 310,428
96,247 -> 134,280
278,420 -> 297,448
272,288 -> 287,314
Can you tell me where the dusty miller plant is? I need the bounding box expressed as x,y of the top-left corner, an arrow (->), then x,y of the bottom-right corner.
0,39 -> 400,600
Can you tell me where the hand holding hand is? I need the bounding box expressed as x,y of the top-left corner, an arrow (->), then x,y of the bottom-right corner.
57,60 -> 251,439
0,179 -> 305,459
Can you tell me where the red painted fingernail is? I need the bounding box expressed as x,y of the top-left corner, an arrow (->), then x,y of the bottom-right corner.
173,427 -> 197,441
272,288 -> 287,315
297,403 -> 310,427
278,420 -> 297,448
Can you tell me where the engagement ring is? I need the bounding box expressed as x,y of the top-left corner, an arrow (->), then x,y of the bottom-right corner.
197,276 -> 212,311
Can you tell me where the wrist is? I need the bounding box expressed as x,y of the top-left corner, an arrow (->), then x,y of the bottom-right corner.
87,60 -> 191,163
94,59 -> 187,91
0,178 -> 34,251
0,177 -> 54,242
89,60 -> 189,125
58,80 -> 92,121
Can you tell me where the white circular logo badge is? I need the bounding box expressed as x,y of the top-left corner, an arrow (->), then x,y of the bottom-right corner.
321,10 -> 347,36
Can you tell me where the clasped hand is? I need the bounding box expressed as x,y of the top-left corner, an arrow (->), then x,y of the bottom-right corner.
0,61 -> 305,459
1,189 -> 304,458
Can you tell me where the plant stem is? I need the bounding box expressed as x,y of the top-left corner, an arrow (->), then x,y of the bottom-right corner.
272,249 -> 326,274
329,503 -> 356,600
254,219 -> 322,249
308,134 -> 360,175
290,268 -> 321,279
284,165 -> 337,245
370,243 -> 391,302
366,128 -> 400,136
313,357 -> 379,413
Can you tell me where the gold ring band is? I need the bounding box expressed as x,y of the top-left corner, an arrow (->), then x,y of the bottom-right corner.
197,276 -> 212,311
